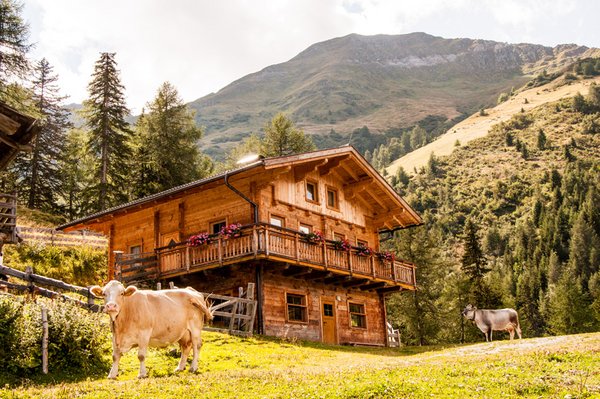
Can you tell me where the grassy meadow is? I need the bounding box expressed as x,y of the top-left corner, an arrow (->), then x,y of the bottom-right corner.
1,331 -> 598,399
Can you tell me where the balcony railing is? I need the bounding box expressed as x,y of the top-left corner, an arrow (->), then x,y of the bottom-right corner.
115,223 -> 417,288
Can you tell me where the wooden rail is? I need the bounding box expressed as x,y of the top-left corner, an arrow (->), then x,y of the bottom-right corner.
18,226 -> 108,249
116,224 -> 417,288
0,264 -> 101,311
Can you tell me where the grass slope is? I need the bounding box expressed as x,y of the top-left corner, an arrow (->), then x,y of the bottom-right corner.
2,331 -> 599,398
387,75 -> 600,175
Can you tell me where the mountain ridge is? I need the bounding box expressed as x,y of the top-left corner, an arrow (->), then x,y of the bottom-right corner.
188,32 -> 598,158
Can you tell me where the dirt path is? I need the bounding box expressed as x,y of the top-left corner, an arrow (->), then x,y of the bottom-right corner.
387,76 -> 600,175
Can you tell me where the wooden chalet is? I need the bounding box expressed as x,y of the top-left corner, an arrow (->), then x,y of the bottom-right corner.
59,146 -> 422,346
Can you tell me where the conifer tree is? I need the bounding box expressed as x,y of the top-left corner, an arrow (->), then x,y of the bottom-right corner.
0,0 -> 31,96
12,59 -> 71,211
261,113 -> 315,157
82,52 -> 132,211
461,219 -> 488,280
132,82 -> 211,198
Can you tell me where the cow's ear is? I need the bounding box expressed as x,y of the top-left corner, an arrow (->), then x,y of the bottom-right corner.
90,285 -> 103,298
124,286 -> 137,296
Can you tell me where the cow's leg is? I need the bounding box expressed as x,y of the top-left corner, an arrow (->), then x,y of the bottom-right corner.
483,330 -> 489,342
516,325 -> 522,339
137,344 -> 149,378
108,351 -> 121,379
190,331 -> 202,373
176,335 -> 192,372
508,327 -> 515,340
489,330 -> 493,342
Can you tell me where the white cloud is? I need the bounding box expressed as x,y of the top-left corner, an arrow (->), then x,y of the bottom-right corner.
22,0 -> 600,113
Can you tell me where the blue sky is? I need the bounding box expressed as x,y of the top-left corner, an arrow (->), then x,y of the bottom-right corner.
22,0 -> 600,113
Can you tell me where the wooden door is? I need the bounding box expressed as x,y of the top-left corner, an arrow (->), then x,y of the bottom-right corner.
160,231 -> 181,273
321,298 -> 337,344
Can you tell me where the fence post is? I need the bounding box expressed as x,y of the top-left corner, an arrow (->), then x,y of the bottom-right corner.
87,288 -> 96,311
245,282 -> 256,334
156,282 -> 161,291
25,266 -> 34,296
169,281 -> 175,289
228,300 -> 239,333
42,307 -> 48,374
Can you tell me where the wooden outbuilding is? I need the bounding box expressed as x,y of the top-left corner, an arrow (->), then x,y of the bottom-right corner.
59,146 -> 422,345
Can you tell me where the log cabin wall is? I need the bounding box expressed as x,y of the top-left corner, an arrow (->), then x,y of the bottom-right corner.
259,168 -> 380,250
262,266 -> 386,345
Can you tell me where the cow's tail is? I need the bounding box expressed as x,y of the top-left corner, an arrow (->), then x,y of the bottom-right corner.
188,288 -> 214,321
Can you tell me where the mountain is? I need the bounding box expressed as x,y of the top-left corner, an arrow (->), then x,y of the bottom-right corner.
190,32 -> 598,157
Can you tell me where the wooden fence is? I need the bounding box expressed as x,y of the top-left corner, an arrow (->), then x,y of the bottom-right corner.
0,264 -> 100,311
17,226 -> 107,249
386,322 -> 401,347
156,280 -> 257,337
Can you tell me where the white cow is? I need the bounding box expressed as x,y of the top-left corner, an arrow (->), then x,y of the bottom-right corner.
90,280 -> 213,379
462,304 -> 522,342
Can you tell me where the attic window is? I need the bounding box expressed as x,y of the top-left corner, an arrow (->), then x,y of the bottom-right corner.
326,186 -> 339,210
305,180 -> 318,203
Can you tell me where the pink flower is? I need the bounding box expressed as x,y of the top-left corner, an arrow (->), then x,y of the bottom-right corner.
188,232 -> 212,246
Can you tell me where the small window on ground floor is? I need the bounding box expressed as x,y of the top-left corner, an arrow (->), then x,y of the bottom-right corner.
349,302 -> 367,329
286,293 -> 308,323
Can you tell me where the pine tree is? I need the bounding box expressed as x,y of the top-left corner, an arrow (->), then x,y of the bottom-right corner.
261,113 -> 315,157
0,0 -> 31,96
12,59 -> 71,212
132,82 -> 211,198
536,129 -> 547,150
82,52 -> 132,211
461,219 -> 489,280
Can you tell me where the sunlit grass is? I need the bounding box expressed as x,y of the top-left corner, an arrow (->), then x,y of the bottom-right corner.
1,332 -> 599,398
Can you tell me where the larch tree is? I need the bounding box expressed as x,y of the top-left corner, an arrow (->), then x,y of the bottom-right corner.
261,113 -> 315,157
12,58 -> 71,212
132,82 -> 211,198
82,52 -> 132,211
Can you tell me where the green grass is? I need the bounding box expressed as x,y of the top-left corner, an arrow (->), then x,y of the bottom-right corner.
1,332 -> 599,398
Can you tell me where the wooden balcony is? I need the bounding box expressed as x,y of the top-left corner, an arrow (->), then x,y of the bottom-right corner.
115,223 -> 417,290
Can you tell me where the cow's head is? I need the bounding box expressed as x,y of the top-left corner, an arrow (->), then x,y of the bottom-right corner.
462,304 -> 476,319
90,280 -> 137,321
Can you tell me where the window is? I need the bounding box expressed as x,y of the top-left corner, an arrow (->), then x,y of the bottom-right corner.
299,224 -> 312,234
349,302 -> 366,328
333,232 -> 345,241
326,187 -> 339,210
270,215 -> 284,228
286,293 -> 308,323
305,180 -> 318,203
356,239 -> 368,247
323,303 -> 334,317
129,244 -> 142,255
210,220 -> 226,235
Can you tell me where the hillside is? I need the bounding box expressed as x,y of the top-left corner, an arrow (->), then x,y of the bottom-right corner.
387,75 -> 600,175
3,331 -> 598,398
190,32 -> 599,157
385,85 -> 600,345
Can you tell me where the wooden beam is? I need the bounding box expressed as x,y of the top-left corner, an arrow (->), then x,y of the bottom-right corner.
305,271 -> 333,281
0,131 -> 32,151
359,282 -> 387,291
377,286 -> 403,294
342,278 -> 370,288
364,190 -> 388,211
323,275 -> 352,285
294,159 -> 328,182
339,159 -> 360,181
282,266 -> 310,277
318,155 -> 348,177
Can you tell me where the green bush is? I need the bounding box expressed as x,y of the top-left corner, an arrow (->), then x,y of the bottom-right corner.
0,296 -> 110,379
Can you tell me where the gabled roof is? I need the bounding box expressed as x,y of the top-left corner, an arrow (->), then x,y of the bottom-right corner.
0,102 -> 40,171
58,145 -> 422,231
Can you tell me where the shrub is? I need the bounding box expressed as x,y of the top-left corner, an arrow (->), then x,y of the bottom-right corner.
497,92 -> 509,104
0,296 -> 110,379
582,113 -> 600,134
